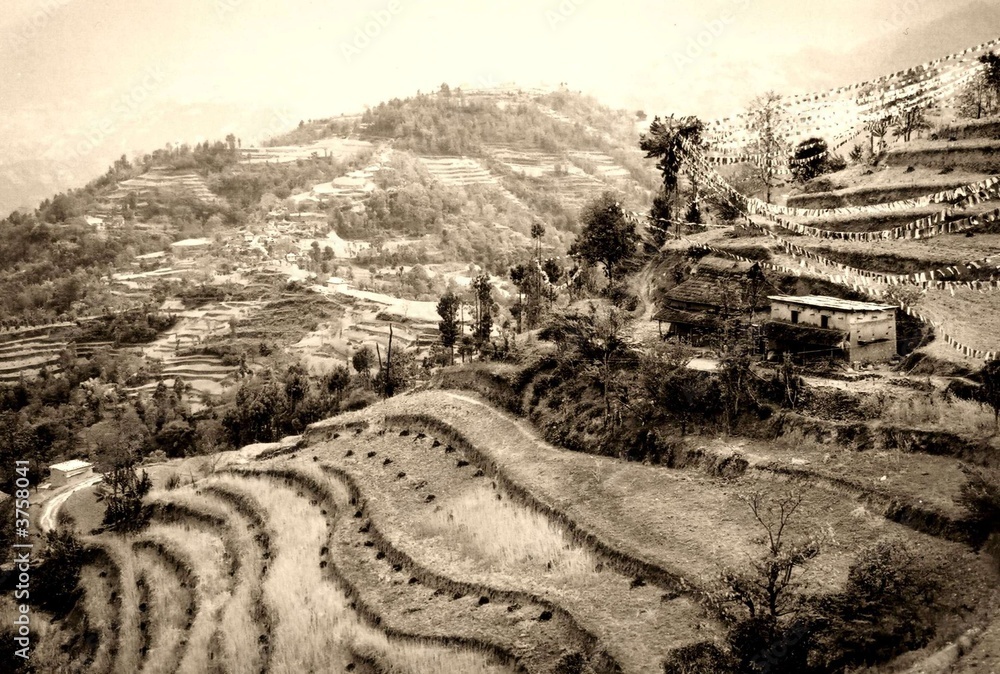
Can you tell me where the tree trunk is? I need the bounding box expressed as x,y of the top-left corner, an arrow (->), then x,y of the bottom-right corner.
386,325 -> 393,398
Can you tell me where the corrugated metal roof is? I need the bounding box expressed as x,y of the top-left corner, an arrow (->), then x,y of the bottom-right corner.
768,295 -> 897,312
50,459 -> 92,472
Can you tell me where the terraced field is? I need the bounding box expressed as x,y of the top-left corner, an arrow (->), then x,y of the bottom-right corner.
0,332 -> 116,383
131,302 -> 259,398
242,137 -> 374,164
57,389 -> 997,673
417,156 -> 499,187
0,335 -> 65,382
290,147 -> 391,208
108,168 -> 220,204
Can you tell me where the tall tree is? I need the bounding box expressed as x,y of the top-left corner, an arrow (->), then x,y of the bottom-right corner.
436,291 -> 460,365
640,115 -> 705,243
745,92 -> 790,203
959,69 -> 997,119
352,346 -> 375,377
530,222 -> 545,262
893,106 -> 931,143
570,192 -> 639,287
102,460 -> 152,532
980,52 -> 1000,104
509,262 -> 549,332
789,137 -> 831,183
471,274 -> 495,350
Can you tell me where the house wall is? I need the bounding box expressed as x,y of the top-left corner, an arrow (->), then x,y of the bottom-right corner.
846,311 -> 897,362
50,466 -> 93,488
770,302 -> 851,330
771,302 -> 897,362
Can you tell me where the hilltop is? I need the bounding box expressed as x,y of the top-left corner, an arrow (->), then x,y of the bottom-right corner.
4,40 -> 1000,674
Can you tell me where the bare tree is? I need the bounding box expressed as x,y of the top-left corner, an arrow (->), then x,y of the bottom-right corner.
865,115 -> 894,155
720,486 -> 820,621
893,106 -> 931,142
745,92 -> 789,203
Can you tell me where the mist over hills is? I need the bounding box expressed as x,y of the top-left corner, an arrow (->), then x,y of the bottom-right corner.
3,0 -> 998,217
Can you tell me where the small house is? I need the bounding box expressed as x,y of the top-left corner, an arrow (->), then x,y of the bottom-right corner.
655,256 -> 769,344
49,459 -> 93,487
766,295 -> 897,363
169,238 -> 211,258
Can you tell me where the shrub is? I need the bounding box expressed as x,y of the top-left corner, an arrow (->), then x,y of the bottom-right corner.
33,530 -> 86,618
341,389 -> 377,412
815,540 -> 938,670
102,463 -> 152,532
958,465 -> 1000,549
662,641 -> 733,673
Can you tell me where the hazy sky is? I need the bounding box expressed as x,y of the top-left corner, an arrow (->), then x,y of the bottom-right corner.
0,0 -> 992,165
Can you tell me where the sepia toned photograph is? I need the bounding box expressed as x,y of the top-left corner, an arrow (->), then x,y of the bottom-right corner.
1,0 -> 1000,672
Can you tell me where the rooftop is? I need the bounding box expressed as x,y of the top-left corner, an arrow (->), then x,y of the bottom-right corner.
696,255 -> 758,276
768,295 -> 897,312
665,277 -> 727,308
50,459 -> 92,472
170,238 -> 211,247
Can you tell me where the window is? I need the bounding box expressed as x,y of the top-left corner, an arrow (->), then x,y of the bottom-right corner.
791,311 -> 799,324
820,315 -> 829,329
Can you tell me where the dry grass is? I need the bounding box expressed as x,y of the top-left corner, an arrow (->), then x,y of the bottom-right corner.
721,430 -> 969,522
140,524 -> 229,674
880,391 -> 996,437
308,431 -> 719,673
412,485 -> 597,577
93,538 -> 144,674
916,288 -> 1000,356
78,558 -> 119,672
796,232 -> 1000,265
149,488 -> 264,674
132,543 -> 192,674
321,391 -> 997,600
206,473 -> 510,674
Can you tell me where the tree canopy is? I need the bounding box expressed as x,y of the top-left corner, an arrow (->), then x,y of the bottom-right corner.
570,192 -> 639,286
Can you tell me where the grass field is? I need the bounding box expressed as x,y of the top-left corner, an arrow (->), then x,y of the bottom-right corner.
304,429 -> 719,672
310,392 -> 998,616
40,386 -> 1000,673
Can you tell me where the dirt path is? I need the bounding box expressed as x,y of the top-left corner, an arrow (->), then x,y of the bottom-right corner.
40,475 -> 103,532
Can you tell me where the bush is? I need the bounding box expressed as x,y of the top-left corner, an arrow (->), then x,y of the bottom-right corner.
102,464 -> 152,533
815,540 -> 938,670
33,530 -> 86,617
958,465 -> 1000,549
663,642 -> 733,674
605,282 -> 639,311
341,388 -> 377,412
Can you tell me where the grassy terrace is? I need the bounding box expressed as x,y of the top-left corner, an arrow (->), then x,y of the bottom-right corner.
288,426 -> 719,672
308,391 -> 997,608
205,472 -> 519,674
